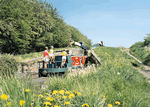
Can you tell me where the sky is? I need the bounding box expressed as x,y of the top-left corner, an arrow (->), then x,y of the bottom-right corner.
45,0 -> 150,48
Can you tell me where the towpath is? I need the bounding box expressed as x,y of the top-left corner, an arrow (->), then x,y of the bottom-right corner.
125,49 -> 150,82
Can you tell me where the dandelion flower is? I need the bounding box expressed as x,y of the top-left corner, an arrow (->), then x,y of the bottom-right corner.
44,102 -> 51,106
1,94 -> 8,100
45,93 -> 49,96
82,103 -> 89,107
65,91 -> 70,94
93,92 -> 96,95
31,103 -> 34,106
20,100 -> 25,106
52,90 -> 58,95
102,95 -> 106,98
64,101 -> 70,105
108,104 -> 113,107
46,97 -> 54,101
7,102 -> 11,107
76,92 -> 81,96
25,89 -> 30,92
68,93 -> 75,99
62,96 -> 67,99
115,101 -> 120,105
59,90 -> 65,95
38,94 -> 43,98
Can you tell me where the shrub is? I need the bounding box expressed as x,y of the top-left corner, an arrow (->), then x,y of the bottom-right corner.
0,54 -> 18,77
144,34 -> 150,46
130,41 -> 143,49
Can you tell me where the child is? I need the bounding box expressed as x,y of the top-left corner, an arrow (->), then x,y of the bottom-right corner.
49,46 -> 55,63
43,47 -> 49,68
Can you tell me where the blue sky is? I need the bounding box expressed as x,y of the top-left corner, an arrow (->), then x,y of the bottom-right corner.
46,0 -> 150,48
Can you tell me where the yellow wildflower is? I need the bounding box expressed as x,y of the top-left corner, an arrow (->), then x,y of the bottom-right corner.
68,93 -> 75,99
25,89 -> 30,92
52,90 -> 58,95
31,103 -> 34,106
102,95 -> 106,98
38,94 -> 43,98
108,104 -> 113,107
76,92 -> 81,96
62,96 -> 67,99
20,100 -> 25,106
93,92 -> 96,95
44,102 -> 51,106
1,94 -> 8,100
82,103 -> 89,107
46,97 -> 54,101
115,101 -> 120,105
45,93 -> 49,96
7,102 -> 11,107
65,91 -> 70,94
59,90 -> 65,95
64,101 -> 70,104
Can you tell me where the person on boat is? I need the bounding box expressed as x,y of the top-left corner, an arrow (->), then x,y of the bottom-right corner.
49,46 -> 55,63
43,47 -> 49,68
61,48 -> 67,67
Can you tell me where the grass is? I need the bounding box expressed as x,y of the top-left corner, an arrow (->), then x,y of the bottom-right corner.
0,46 -> 150,107
130,42 -> 150,66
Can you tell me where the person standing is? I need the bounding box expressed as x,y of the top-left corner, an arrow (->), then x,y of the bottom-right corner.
43,47 -> 49,68
61,48 -> 67,67
49,46 -> 55,63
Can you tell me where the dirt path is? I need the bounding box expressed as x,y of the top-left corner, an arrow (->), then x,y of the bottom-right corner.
125,49 -> 150,82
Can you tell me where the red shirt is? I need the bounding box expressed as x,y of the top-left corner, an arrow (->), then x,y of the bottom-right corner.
43,50 -> 49,57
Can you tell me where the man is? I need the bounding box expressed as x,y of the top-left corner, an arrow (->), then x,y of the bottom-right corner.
43,47 -> 49,68
61,48 -> 67,67
99,41 -> 102,46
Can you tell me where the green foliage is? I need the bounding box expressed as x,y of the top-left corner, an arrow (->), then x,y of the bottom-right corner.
130,37 -> 150,66
144,34 -> 150,46
0,0 -> 91,54
0,54 -> 18,77
130,41 -> 144,49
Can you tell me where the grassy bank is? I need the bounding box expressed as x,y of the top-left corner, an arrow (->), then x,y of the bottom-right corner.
130,42 -> 150,66
0,47 -> 150,107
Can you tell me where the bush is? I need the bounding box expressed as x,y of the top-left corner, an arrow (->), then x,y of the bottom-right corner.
0,54 -> 18,77
144,34 -> 150,46
130,41 -> 143,49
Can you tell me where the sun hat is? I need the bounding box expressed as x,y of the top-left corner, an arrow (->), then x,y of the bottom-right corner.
51,46 -> 54,49
45,47 -> 48,50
